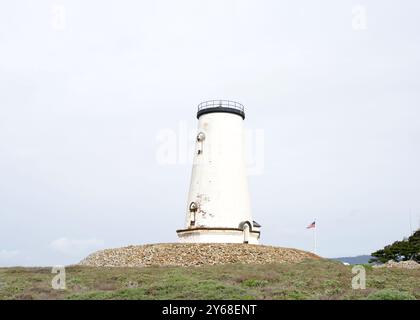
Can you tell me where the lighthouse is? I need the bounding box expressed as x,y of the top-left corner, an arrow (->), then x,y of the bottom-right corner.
177,100 -> 261,244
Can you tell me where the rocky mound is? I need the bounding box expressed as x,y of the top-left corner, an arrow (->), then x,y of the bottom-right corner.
373,260 -> 420,270
79,243 -> 320,267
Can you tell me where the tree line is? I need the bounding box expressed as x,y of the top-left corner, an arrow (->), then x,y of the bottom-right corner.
370,229 -> 420,263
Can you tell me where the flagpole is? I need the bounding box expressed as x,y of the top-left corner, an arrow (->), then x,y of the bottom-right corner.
313,220 -> 317,254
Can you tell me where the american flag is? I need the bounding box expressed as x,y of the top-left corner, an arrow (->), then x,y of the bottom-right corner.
306,221 -> 316,229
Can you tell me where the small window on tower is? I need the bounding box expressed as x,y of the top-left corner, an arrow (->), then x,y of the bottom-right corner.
189,202 -> 197,228
189,202 -> 198,212
196,132 -> 205,155
197,132 -> 205,142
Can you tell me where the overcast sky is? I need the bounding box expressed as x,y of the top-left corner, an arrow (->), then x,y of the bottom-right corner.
1,0 -> 419,266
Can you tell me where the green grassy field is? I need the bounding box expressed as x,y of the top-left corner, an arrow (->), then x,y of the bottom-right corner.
0,259 -> 418,300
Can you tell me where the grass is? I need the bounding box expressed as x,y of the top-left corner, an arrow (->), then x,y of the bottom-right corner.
0,259 -> 419,300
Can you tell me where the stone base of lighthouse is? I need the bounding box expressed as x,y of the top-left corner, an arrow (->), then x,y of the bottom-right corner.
176,227 -> 260,245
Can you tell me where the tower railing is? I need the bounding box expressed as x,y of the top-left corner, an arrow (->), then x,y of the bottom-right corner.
197,100 -> 244,113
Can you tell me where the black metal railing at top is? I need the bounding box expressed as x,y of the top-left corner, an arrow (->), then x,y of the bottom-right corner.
197,100 -> 244,112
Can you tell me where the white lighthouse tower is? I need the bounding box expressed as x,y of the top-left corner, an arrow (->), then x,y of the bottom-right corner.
177,100 -> 261,244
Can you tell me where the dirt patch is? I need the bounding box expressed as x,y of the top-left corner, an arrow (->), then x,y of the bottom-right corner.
373,260 -> 420,270
79,243 -> 320,267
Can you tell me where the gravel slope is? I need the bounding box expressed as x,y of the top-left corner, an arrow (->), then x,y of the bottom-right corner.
79,243 -> 320,267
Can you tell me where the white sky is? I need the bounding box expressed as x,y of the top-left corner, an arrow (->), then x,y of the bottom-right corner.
0,0 -> 419,266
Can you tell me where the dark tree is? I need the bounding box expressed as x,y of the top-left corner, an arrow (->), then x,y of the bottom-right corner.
370,229 -> 420,263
